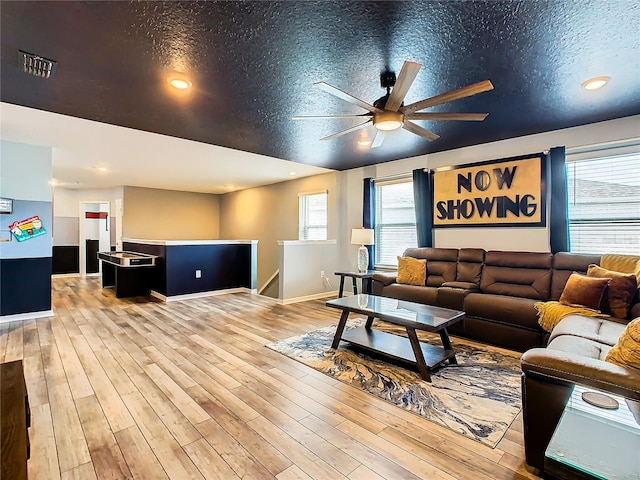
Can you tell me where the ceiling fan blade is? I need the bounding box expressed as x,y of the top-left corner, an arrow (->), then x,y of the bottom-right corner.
292,114 -> 372,120
384,61 -> 422,112
406,112 -> 489,121
315,82 -> 383,114
371,130 -> 386,148
401,80 -> 494,115
402,121 -> 440,141
320,120 -> 372,141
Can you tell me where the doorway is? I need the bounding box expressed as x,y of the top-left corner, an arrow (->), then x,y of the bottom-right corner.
79,201 -> 110,276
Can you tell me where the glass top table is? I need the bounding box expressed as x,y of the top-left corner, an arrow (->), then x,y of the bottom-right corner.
326,294 -> 464,381
545,385 -> 640,479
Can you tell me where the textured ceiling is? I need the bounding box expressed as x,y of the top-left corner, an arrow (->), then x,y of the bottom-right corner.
1,1 -> 639,171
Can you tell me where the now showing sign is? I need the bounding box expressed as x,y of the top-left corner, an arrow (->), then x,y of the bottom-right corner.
433,154 -> 546,227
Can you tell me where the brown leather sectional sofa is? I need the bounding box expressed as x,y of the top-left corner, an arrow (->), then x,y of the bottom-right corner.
372,247 -> 640,472
372,248 -> 640,351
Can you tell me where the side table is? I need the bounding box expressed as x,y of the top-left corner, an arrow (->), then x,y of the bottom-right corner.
334,270 -> 375,297
544,385 -> 640,479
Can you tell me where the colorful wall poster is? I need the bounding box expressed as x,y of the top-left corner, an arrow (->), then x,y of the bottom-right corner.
9,215 -> 47,242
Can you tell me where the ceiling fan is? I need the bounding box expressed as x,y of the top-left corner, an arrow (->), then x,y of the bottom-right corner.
293,61 -> 493,148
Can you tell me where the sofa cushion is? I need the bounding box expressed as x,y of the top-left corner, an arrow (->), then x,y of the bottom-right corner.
601,254 -> 640,284
480,251 -> 552,300
606,318 -> 640,370
551,252 -> 601,300
549,315 -> 626,347
403,247 -> 457,287
547,334 -> 611,361
587,264 -> 638,318
559,273 -> 609,311
464,292 -> 540,330
397,256 -> 426,286
381,283 -> 439,305
456,248 -> 485,284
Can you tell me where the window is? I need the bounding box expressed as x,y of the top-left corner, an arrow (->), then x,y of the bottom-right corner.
298,191 -> 327,240
567,152 -> 640,254
374,178 -> 417,267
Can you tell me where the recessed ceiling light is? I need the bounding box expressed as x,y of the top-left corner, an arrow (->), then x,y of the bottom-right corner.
357,138 -> 372,147
582,76 -> 610,91
167,76 -> 192,90
96,166 -> 108,172
227,185 -> 235,190
289,171 -> 296,176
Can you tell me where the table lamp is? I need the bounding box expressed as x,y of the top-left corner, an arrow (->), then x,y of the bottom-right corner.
351,228 -> 374,273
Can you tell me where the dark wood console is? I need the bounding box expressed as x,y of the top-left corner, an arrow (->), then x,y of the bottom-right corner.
1,360 -> 30,480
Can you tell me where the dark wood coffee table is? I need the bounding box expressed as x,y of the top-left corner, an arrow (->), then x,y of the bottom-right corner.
326,294 -> 464,382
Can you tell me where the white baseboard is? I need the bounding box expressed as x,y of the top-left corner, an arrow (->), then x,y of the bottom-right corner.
52,273 -> 81,278
277,290 -> 338,305
150,287 -> 256,303
0,309 -> 54,323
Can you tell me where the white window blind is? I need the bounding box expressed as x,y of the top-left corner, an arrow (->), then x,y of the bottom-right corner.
567,152 -> 640,254
374,178 -> 417,267
298,191 -> 327,240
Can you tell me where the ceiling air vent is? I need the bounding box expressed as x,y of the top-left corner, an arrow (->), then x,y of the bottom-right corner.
18,50 -> 57,78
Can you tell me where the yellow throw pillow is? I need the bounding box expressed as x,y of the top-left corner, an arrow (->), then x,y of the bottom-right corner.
397,256 -> 426,286
558,273 -> 609,312
587,264 -> 638,319
606,318 -> 640,371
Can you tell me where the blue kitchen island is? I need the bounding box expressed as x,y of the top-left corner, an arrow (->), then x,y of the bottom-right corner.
122,238 -> 258,301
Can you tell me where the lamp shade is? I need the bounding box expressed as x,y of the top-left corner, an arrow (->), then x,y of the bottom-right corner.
351,228 -> 374,245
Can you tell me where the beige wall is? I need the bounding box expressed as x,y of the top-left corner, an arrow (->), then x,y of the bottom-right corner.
123,186 -> 220,240
219,172 -> 338,290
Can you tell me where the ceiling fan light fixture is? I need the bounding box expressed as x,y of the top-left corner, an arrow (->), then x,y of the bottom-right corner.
582,76 -> 610,91
374,111 -> 404,131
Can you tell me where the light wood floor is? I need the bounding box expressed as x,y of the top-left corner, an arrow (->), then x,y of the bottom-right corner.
1,276 -> 540,480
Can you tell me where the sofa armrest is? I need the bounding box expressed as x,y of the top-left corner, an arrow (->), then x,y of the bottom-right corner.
440,281 -> 480,291
521,348 -> 640,400
372,272 -> 397,287
437,282 -> 479,311
629,302 -> 640,320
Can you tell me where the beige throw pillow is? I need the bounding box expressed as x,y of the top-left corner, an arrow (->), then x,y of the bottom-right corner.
397,256 -> 426,286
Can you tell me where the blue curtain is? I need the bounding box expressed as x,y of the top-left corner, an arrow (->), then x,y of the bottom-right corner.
549,146 -> 569,253
363,178 -> 375,269
412,168 -> 433,247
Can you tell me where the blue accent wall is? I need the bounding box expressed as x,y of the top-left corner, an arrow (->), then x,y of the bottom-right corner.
0,200 -> 52,259
0,200 -> 53,316
0,257 -> 52,315
123,241 -> 254,297
165,244 -> 252,296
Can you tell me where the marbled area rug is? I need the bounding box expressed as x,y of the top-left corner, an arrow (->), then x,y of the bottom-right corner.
266,319 -> 522,448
